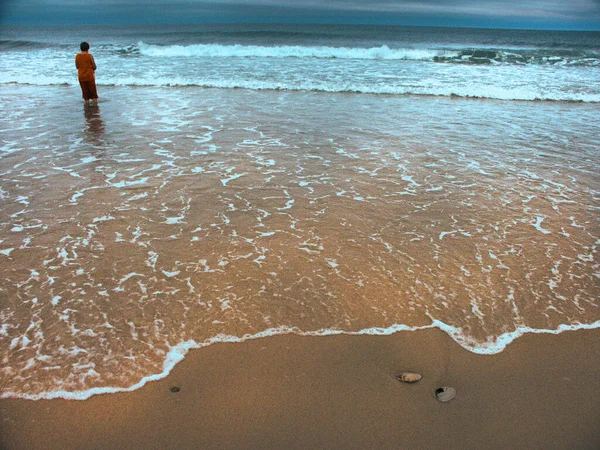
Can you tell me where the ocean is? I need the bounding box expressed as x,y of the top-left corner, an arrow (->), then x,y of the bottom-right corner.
2,24 -> 600,100
0,24 -> 599,400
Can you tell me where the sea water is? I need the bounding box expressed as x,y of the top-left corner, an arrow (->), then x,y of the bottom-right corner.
0,24 -> 599,400
2,24 -> 600,100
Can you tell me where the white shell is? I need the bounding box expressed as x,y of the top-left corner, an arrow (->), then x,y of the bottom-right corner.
435,386 -> 456,402
397,372 -> 422,383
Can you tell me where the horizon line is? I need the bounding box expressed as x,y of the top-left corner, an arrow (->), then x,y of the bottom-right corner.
1,21 -> 599,32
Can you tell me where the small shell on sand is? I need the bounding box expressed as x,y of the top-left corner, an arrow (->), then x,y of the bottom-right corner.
397,372 -> 422,383
435,386 -> 456,402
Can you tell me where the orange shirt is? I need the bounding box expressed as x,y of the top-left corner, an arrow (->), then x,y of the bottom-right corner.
75,52 -> 96,82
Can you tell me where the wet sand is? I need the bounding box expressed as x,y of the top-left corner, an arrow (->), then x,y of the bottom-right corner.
1,328 -> 599,449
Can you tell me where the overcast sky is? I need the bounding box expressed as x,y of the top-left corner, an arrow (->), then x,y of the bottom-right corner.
1,0 -> 599,30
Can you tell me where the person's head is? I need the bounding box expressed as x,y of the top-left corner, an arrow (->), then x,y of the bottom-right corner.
80,42 -> 90,52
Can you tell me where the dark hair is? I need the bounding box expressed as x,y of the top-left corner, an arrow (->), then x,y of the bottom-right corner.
80,42 -> 90,51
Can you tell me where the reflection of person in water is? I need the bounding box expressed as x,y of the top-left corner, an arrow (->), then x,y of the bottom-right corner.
83,104 -> 105,146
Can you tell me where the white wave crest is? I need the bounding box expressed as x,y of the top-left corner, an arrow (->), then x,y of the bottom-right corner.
2,74 -> 599,103
137,41 -> 453,60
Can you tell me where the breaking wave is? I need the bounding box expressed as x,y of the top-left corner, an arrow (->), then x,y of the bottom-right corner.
137,41 -> 451,60
135,41 -> 600,66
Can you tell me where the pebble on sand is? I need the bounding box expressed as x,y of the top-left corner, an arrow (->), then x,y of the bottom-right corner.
397,372 -> 422,383
435,386 -> 456,402
170,386 -> 181,393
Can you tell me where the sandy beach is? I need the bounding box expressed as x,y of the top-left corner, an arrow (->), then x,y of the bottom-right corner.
1,79 -> 599,449
2,328 -> 599,449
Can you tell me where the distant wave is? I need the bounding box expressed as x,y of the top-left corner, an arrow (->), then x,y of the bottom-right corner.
0,39 -> 52,50
134,42 -> 600,66
1,74 -> 599,103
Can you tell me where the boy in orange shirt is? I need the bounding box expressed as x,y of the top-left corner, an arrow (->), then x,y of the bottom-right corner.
75,42 -> 98,105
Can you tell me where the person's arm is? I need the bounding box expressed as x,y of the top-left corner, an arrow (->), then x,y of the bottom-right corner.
75,55 -> 79,69
91,55 -> 97,71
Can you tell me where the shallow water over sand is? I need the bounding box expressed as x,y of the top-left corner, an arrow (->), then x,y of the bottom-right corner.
0,85 -> 599,398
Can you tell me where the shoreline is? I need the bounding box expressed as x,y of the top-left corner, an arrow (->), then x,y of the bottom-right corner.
3,319 -> 600,401
2,327 -> 599,449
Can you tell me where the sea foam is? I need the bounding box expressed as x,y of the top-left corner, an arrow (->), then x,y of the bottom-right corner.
2,74 -> 598,103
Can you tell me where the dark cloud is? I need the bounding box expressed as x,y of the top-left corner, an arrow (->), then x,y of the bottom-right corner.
1,0 -> 599,28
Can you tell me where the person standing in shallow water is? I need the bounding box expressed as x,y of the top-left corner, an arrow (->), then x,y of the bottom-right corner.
75,42 -> 98,105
